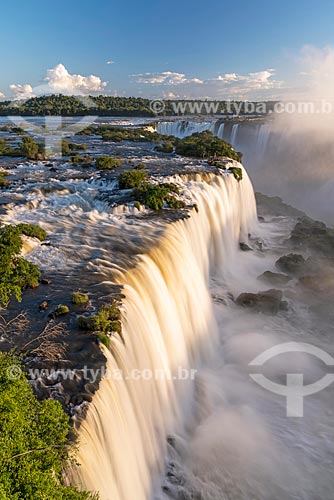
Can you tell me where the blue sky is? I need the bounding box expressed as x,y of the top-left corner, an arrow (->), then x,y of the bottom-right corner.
1,0 -> 334,99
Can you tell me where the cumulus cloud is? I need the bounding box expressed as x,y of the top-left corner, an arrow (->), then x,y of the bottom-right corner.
132,69 -> 282,99
9,64 -> 107,99
208,69 -> 282,99
132,71 -> 203,85
106,60 -> 115,65
0,91 -> 5,99
9,84 -> 33,99
162,91 -> 178,99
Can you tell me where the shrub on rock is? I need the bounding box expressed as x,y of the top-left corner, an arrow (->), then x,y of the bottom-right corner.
96,156 -> 122,170
118,170 -> 147,189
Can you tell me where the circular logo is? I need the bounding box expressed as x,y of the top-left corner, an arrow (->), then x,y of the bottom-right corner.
149,100 -> 166,114
6,364 -> 23,381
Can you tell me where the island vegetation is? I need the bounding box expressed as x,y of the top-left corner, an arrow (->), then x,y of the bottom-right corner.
0,94 -> 277,117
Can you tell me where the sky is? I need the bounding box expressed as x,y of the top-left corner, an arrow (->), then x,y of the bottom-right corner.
1,0 -> 334,100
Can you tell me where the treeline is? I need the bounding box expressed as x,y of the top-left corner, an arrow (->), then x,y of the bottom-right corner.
0,94 -> 277,116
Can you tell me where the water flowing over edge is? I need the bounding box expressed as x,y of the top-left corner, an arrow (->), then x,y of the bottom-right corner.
69,167 -> 257,500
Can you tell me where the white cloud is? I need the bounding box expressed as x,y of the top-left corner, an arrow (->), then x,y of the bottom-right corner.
162,91 -> 178,99
208,69 -> 282,99
132,71 -> 203,85
9,84 -> 33,99
132,69 -> 282,99
44,64 -> 107,94
0,91 -> 5,99
9,64 -> 107,99
106,60 -> 115,65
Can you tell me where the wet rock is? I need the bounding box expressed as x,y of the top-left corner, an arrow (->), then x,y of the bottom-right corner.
80,392 -> 93,403
275,253 -> 306,276
41,277 -> 52,284
253,238 -> 264,250
298,275 -> 322,292
239,242 -> 253,251
71,394 -> 84,406
52,391 -> 71,406
39,300 -> 48,310
289,217 -> 334,258
258,270 -> 291,285
236,289 -> 284,315
255,192 -> 305,218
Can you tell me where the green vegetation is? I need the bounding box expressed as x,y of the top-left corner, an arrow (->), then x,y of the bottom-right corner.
20,136 -> 44,160
155,140 -> 174,153
62,140 -> 86,156
71,154 -> 93,167
165,195 -> 186,209
72,291 -> 89,305
80,125 -> 166,143
0,352 -> 96,500
0,173 -> 9,188
0,138 -> 22,158
97,333 -> 111,349
133,184 -> 170,210
0,224 -> 43,306
175,131 -> 242,161
0,95 -> 156,117
16,223 -> 47,241
54,305 -> 70,316
133,183 -> 184,211
0,94 -> 276,117
0,136 -> 44,160
228,166 -> 243,182
118,170 -> 147,189
78,304 -> 121,335
95,156 -> 122,170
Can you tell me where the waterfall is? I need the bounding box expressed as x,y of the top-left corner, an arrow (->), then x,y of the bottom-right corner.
70,168 -> 257,500
230,124 -> 239,147
256,123 -> 271,156
217,122 -> 225,139
156,120 -> 217,139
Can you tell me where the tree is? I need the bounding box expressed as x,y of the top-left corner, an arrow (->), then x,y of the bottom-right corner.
0,353 -> 97,499
20,137 -> 41,160
95,156 -> 122,170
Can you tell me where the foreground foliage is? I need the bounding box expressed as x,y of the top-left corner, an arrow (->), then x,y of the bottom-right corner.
0,224 -> 44,306
0,353 -> 97,499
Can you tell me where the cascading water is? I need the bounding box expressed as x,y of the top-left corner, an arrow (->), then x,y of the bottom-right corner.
156,120 -> 217,139
4,155 -> 334,499
217,122 -> 225,139
230,123 -> 239,147
256,123 -> 271,156
70,168 -> 258,500
155,116 -> 334,222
